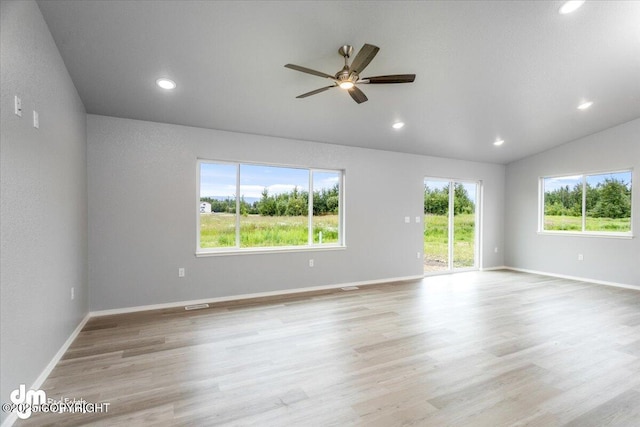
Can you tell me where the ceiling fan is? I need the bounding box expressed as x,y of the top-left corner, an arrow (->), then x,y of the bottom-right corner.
285,43 -> 416,104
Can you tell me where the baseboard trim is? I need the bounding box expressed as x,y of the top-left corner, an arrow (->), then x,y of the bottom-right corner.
3,275 -> 425,426
480,266 -> 509,271
90,274 -> 425,317
0,312 -> 91,427
503,267 -> 640,291
2,268 -> 634,427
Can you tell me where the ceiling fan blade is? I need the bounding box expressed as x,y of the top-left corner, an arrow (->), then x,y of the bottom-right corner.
348,86 -> 368,104
349,44 -> 380,75
285,64 -> 335,79
361,74 -> 416,84
296,85 -> 336,98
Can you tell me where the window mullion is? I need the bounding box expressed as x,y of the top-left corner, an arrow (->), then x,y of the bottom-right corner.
196,160 -> 202,250
339,172 -> 344,245
308,170 -> 313,245
448,181 -> 454,270
540,178 -> 545,232
582,175 -> 586,232
235,164 -> 241,248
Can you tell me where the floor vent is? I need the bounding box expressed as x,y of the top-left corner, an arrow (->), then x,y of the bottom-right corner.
185,303 -> 210,311
341,286 -> 360,291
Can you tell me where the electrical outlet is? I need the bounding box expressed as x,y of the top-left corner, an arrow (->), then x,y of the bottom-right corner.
404,216 -> 410,223
309,259 -> 314,267
71,287 -> 75,300
415,216 -> 421,223
578,254 -> 584,261
33,110 -> 39,128
494,247 -> 499,253
14,96 -> 22,117
417,252 -> 421,259
178,267 -> 185,277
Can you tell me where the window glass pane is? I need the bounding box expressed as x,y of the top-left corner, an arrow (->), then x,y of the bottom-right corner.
585,172 -> 632,232
199,163 -> 237,248
453,182 -> 476,269
543,175 -> 583,231
312,171 -> 340,244
424,180 -> 450,272
239,164 -> 309,247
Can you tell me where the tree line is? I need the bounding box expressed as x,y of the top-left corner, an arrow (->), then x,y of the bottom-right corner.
545,178 -> 631,218
424,184 -> 475,215
201,184 -> 339,216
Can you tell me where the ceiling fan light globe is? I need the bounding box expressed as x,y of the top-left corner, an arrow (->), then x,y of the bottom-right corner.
339,81 -> 355,90
156,78 -> 176,90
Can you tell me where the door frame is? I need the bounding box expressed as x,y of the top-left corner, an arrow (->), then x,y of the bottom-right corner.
423,177 -> 482,276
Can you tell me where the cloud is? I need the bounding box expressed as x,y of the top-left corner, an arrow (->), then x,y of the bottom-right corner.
201,183 -> 235,198
200,164 -> 341,198
314,175 -> 339,190
548,175 -> 582,182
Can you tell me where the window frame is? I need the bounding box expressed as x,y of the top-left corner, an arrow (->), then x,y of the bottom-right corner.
196,159 -> 345,256
538,168 -> 634,239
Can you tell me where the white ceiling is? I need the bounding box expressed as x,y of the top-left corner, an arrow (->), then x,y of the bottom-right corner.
37,0 -> 640,164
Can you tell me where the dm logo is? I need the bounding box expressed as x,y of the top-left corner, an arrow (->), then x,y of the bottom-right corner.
10,384 -> 46,419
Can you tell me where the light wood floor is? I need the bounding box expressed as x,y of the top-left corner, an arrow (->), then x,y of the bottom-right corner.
18,270 -> 640,426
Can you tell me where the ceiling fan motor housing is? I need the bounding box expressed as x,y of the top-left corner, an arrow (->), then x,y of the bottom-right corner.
336,66 -> 355,83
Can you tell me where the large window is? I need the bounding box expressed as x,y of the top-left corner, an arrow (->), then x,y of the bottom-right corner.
540,170 -> 633,235
198,160 -> 343,253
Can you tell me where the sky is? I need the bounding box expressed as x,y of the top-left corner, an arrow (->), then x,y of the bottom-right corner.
200,163 -> 340,199
544,171 -> 632,192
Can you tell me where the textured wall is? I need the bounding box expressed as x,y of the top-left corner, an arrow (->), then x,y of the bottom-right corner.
0,1 -> 88,419
505,118 -> 640,286
87,115 -> 506,311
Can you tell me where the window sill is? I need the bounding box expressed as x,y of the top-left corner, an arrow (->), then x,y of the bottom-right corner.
196,244 -> 347,257
537,231 -> 633,239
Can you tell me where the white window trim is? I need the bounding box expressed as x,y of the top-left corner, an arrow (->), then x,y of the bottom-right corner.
196,159 -> 345,255
536,230 -> 633,239
538,168 -> 634,238
196,245 -> 346,257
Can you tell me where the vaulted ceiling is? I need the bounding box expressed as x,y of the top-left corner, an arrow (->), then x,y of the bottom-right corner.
37,0 -> 640,164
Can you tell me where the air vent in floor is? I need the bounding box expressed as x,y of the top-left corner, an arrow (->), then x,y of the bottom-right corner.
185,303 -> 210,311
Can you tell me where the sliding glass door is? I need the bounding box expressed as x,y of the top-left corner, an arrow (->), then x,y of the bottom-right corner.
424,179 -> 479,274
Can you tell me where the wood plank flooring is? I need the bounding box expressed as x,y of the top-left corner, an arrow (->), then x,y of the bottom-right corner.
17,270 -> 640,426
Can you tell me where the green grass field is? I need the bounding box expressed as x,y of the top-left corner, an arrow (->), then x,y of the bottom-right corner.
201,213 -> 476,271
544,215 -> 630,232
424,214 -> 475,270
201,212 -> 627,270
200,214 -> 339,248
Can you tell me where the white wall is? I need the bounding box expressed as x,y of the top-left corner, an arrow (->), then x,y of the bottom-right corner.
87,115 -> 505,311
505,118 -> 640,286
0,0 -> 88,421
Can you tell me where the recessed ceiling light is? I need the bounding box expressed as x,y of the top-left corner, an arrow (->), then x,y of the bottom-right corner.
577,101 -> 593,110
493,139 -> 505,146
559,0 -> 585,14
156,78 -> 176,90
392,122 -> 405,129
